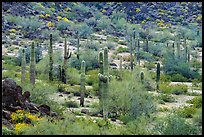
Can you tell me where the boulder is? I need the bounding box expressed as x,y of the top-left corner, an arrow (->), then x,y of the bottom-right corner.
81,109 -> 89,114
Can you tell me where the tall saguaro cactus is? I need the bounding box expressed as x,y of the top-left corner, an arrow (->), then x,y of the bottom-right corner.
98,51 -> 103,113
119,56 -> 123,80
130,35 -> 134,71
62,37 -> 72,84
21,48 -> 26,85
77,32 -> 80,60
176,37 -> 180,60
80,60 -> 86,107
184,38 -> 188,63
156,62 -> 160,91
140,71 -> 144,84
30,42 -> 35,85
99,47 -> 110,119
49,34 -> 53,81
137,39 -> 140,66
172,42 -> 175,60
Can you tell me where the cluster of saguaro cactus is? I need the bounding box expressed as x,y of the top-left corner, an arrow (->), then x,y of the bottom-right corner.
48,34 -> 53,81
21,48 -> 26,85
156,62 -> 160,90
62,37 -> 72,84
98,47 -> 110,119
80,60 -> 86,107
140,71 -> 144,84
30,42 -> 35,85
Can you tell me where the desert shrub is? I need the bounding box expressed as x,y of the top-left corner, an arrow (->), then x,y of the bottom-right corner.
176,106 -> 197,118
56,20 -> 72,31
22,81 -> 64,115
69,49 -> 99,71
66,68 -> 80,85
171,84 -> 188,95
2,127 -> 16,135
144,62 -> 155,70
160,83 -> 188,95
41,29 -> 60,41
169,73 -> 189,82
192,108 -> 202,127
117,47 -> 129,53
158,94 -> 175,103
107,69 -> 156,123
16,114 -> 123,135
62,101 -> 79,108
186,96 -> 202,108
86,69 -> 99,86
153,113 -> 199,135
120,114 -> 152,135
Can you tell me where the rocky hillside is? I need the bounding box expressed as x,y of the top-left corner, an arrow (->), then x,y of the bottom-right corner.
2,2 -> 202,39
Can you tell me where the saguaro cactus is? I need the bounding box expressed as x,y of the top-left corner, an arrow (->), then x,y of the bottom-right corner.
119,56 -> 123,80
137,39 -> 140,66
80,60 -> 86,107
62,37 -> 72,84
30,42 -> 35,85
77,34 -> 80,60
99,47 -> 110,119
49,34 -> 53,81
58,64 -> 62,81
156,62 -> 160,90
176,37 -> 180,59
172,42 -> 175,60
21,48 -> 26,85
98,51 -> 103,113
130,35 -> 134,71
140,71 -> 144,84
184,38 -> 188,63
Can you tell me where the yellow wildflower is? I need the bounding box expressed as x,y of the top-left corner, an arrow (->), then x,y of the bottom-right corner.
47,22 -> 55,27
9,29 -> 17,33
15,122 -> 31,133
39,14 -> 44,18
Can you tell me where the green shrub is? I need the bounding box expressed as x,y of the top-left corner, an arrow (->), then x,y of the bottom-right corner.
192,108 -> 202,127
117,47 -> 129,53
158,94 -> 175,103
63,101 -> 79,108
170,73 -> 189,82
186,96 -> 202,108
2,127 -> 16,135
176,106 -> 197,118
153,113 -> 199,135
86,69 -> 99,86
160,83 -> 188,95
171,84 -> 188,95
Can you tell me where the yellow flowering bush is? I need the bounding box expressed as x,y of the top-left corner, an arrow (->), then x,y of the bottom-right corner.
15,122 -> 31,133
47,22 -> 55,27
9,29 -> 17,33
57,16 -> 62,21
10,109 -> 43,124
50,7 -> 55,12
135,8 -> 141,13
62,17 -> 73,23
45,14 -> 50,18
39,14 -> 44,18
10,110 -> 26,123
102,9 -> 106,13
